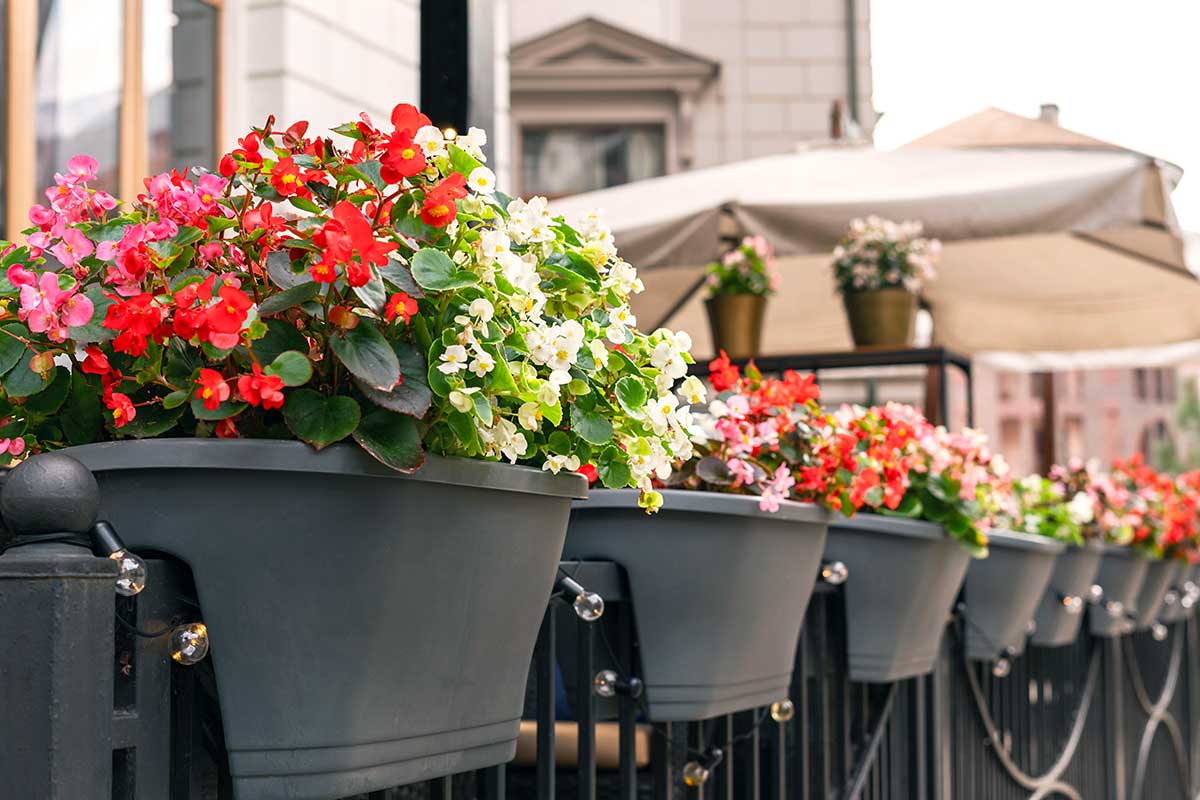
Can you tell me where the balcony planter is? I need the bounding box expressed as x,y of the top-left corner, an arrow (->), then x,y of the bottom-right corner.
1031,541 -> 1105,647
1090,545 -> 1150,638
962,529 -> 1063,661
64,439 -> 586,800
1132,559 -> 1181,629
824,514 -> 970,683
562,489 -> 828,721
1160,564 -> 1198,623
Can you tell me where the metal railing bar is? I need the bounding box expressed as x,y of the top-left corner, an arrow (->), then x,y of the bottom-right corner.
535,605 -> 557,800
576,618 -> 597,800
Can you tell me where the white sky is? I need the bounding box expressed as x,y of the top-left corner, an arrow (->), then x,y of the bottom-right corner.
870,0 -> 1200,231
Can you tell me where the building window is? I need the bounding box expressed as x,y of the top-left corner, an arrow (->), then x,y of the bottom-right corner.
5,0 -> 221,237
144,0 -> 220,176
520,126 -> 665,198
34,0 -> 124,195
1135,368 -> 1148,401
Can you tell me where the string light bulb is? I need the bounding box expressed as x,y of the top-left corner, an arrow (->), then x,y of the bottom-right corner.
593,669 -> 618,698
170,623 -> 210,665
1151,622 -> 1169,642
91,521 -> 146,597
1088,584 -> 1104,604
820,560 -> 849,585
992,657 -> 1011,678
1105,600 -> 1125,619
442,127 -> 458,140
770,699 -> 795,723
1060,594 -> 1084,615
1163,591 -> 1179,607
557,575 -> 604,622
682,761 -> 710,787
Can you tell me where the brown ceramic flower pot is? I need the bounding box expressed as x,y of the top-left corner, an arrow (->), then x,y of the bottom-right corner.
842,288 -> 917,349
705,293 -> 766,360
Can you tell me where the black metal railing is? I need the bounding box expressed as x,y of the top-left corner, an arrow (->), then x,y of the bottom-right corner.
8,542 -> 1200,799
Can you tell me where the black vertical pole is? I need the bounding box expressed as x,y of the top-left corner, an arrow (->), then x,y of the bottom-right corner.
535,605 -> 557,800
653,722 -> 675,800
617,603 -> 638,800
0,455 -> 114,800
419,0 -> 469,133
577,619 -> 597,800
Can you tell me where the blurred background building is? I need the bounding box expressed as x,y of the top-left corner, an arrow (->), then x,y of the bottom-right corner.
0,0 -> 1190,475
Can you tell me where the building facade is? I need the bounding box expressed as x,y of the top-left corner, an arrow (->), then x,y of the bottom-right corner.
506,0 -> 874,196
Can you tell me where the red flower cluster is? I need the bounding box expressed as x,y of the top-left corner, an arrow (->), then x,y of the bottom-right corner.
312,201 -> 398,286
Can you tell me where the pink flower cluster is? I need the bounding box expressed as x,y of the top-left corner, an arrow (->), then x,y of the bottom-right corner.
913,422 -> 1008,504
8,265 -> 93,342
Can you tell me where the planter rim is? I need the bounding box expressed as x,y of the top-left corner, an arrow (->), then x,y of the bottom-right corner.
985,528 -> 1066,554
1099,543 -> 1158,560
830,512 -> 946,541
63,439 -> 588,499
577,488 -> 829,524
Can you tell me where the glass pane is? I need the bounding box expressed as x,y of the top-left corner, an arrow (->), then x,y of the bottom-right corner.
521,126 -> 665,198
35,0 -> 123,195
145,0 -> 218,175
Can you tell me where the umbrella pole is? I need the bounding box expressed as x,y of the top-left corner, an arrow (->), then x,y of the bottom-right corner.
1038,371 -> 1058,473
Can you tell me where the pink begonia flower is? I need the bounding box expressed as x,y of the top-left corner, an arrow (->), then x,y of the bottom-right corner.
17,271 -> 93,341
725,394 -> 749,419
59,290 -> 94,328
91,191 -> 118,212
727,458 -> 755,487
7,264 -> 36,288
28,204 -> 55,227
95,240 -> 119,261
7,438 -> 25,456
147,219 -> 178,239
66,154 -> 99,182
758,466 -> 797,513
197,242 -> 223,262
195,174 -> 226,210
50,227 -> 94,270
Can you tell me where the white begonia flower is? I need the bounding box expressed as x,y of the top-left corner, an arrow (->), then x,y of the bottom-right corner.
650,341 -> 687,380
1018,474 -> 1042,493
415,125 -> 447,158
499,251 -> 539,292
1067,492 -> 1095,525
536,381 -> 560,404
653,372 -> 675,396
549,369 -> 572,387
606,324 -> 629,345
469,298 -> 494,323
525,326 -> 555,364
606,261 -> 644,296
502,432 -> 529,464
644,394 -> 679,436
449,389 -> 474,413
510,286 -> 547,319
609,306 -> 636,329
588,339 -> 610,369
518,401 -> 542,431
468,166 -> 496,194
707,399 -> 730,418
478,230 -> 510,264
460,194 -> 486,216
559,319 -> 585,349
468,349 -> 496,377
679,376 -> 707,406
438,344 -> 469,374
457,126 -> 488,160
543,454 -> 581,474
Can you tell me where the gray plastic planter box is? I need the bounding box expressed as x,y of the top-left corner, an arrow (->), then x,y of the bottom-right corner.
65,439 -> 586,800
825,514 -> 971,683
1160,564 -> 1199,623
962,529 -> 1063,661
1090,546 -> 1151,638
1132,559 -> 1181,629
1032,541 -> 1104,647
563,489 -> 829,721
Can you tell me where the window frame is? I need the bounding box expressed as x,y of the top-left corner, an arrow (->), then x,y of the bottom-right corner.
5,0 -> 222,237
518,121 -> 669,200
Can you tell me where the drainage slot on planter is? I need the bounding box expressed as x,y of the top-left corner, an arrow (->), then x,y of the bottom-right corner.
962,529 -> 1063,661
1031,541 -> 1104,647
563,489 -> 829,721
1089,545 -> 1151,638
825,514 -> 970,683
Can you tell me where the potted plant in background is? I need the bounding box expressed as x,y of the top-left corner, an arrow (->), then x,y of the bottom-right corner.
1000,467 -> 1107,647
702,234 -> 777,359
564,354 -> 851,720
831,216 -> 940,349
0,104 -> 695,798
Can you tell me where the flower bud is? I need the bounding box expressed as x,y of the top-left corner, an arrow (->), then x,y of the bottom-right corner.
329,305 -> 359,329
29,350 -> 56,375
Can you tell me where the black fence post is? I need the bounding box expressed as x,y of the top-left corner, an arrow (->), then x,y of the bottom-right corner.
0,454 -> 116,799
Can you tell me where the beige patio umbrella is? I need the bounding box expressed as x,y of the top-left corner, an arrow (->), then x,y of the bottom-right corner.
550,108 -> 1199,361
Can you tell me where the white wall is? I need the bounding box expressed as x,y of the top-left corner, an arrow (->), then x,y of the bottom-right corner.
221,0 -> 421,147
510,0 -> 681,45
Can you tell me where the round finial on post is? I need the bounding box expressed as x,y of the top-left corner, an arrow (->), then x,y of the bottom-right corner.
0,454 -> 100,537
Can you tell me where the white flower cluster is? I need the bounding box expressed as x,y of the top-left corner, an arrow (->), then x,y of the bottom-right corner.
831,215 -> 941,293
